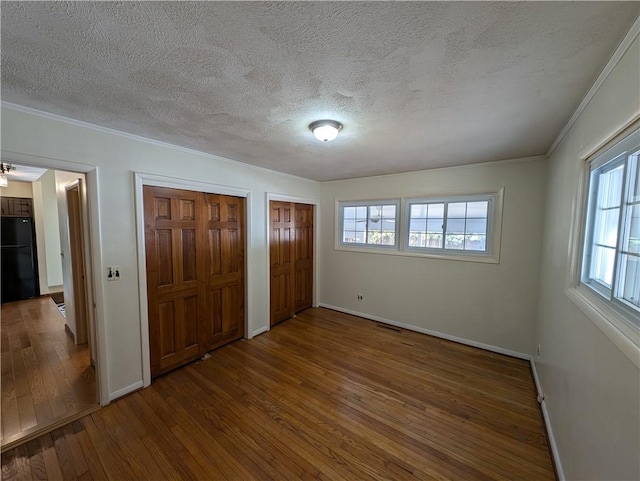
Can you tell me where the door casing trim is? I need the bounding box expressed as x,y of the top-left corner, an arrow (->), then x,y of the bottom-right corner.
0,150 -> 107,405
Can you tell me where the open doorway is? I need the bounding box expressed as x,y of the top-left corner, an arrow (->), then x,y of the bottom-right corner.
0,164 -> 99,451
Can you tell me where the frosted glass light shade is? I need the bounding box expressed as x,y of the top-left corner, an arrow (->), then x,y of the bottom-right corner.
309,120 -> 343,142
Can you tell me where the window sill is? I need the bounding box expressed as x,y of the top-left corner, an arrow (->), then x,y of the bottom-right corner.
334,244 -> 499,264
566,286 -> 640,368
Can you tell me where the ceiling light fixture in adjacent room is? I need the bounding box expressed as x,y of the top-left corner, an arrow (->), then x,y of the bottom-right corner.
0,163 -> 13,188
309,120 -> 343,142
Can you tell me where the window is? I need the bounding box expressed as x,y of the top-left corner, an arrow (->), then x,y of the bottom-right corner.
336,190 -> 503,262
406,195 -> 493,254
581,128 -> 640,321
339,200 -> 399,247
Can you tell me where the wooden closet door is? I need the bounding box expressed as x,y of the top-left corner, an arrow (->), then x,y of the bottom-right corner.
294,203 -> 314,313
144,186 -> 205,378
202,194 -> 245,350
270,201 -> 295,325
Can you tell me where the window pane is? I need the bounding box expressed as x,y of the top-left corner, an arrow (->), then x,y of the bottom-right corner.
411,204 -> 427,217
467,201 -> 488,218
619,255 -> 640,308
626,205 -> 640,255
428,203 -> 444,218
634,156 -> 640,200
368,230 -> 394,245
598,164 -> 624,209
343,206 -> 357,219
380,219 -> 396,231
466,218 -> 487,235
426,218 -> 443,234
381,231 -> 395,245
464,235 -> 486,251
448,202 -> 466,218
408,232 -> 424,247
447,219 -> 465,235
381,205 -> 396,217
343,231 -> 364,243
343,219 -> 357,231
426,233 -> 443,248
356,206 -> 367,219
369,205 -> 382,222
445,234 -> 464,250
590,245 -> 616,287
593,207 -> 620,248
368,222 -> 382,235
410,218 -> 426,232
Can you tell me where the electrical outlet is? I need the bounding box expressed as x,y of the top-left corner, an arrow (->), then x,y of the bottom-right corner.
536,344 -> 541,356
357,293 -> 364,301
107,266 -> 121,281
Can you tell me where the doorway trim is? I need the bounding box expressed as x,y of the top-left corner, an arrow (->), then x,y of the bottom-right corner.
264,193 -> 320,336
0,151 -> 107,405
134,172 -> 251,388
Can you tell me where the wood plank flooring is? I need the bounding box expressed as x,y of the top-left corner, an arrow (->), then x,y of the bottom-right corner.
1,297 -> 97,448
0,307 -> 556,480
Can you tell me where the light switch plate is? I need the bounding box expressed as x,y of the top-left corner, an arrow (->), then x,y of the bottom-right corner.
107,266 -> 121,281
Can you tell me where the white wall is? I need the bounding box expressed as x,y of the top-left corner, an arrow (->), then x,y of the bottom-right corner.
1,107 -> 321,402
32,179 -> 50,294
320,158 -> 548,355
42,170 -> 64,288
535,34 -> 640,481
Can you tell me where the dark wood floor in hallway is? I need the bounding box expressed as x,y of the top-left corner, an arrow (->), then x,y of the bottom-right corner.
1,297 -> 97,449
1,307 -> 556,480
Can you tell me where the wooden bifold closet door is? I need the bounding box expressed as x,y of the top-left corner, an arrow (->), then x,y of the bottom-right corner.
270,201 -> 314,326
144,186 -> 245,379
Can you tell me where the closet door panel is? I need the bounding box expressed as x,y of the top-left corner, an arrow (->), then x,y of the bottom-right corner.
144,186 -> 204,378
202,194 -> 245,350
270,201 -> 295,325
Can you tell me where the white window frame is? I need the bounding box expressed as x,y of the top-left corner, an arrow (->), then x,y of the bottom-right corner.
337,199 -> 400,250
566,123 -> 640,365
403,193 -> 497,261
335,189 -> 503,264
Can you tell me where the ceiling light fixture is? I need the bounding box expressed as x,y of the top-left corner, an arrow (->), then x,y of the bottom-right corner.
309,120 -> 343,142
0,163 -> 13,188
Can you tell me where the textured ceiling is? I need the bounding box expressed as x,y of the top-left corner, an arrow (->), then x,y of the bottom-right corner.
2,2 -> 637,181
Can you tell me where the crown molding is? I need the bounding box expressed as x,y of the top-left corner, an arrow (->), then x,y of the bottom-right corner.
546,16 -> 640,157
1,101 -> 318,184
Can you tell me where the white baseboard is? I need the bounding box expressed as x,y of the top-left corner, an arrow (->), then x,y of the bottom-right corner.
250,325 -> 269,338
529,359 -> 565,481
108,381 -> 144,402
319,303 -> 530,359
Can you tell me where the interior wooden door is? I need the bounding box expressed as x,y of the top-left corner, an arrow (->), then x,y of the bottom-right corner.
294,203 -> 314,312
66,184 -> 89,345
144,186 -> 205,378
202,194 -> 245,351
270,201 -> 295,325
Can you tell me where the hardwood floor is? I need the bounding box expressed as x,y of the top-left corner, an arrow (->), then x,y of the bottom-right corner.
1,297 -> 97,449
1,307 -> 556,480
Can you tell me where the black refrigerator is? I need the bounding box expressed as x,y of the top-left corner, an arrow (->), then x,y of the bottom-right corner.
1,216 -> 40,303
